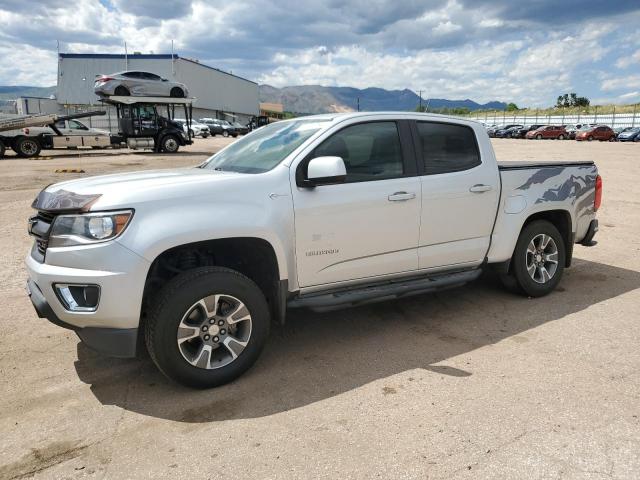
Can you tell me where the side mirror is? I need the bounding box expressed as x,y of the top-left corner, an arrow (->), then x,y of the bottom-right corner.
304,156 -> 347,187
161,78 -> 168,82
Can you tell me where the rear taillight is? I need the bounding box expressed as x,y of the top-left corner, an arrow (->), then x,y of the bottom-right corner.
594,175 -> 602,211
97,76 -> 113,82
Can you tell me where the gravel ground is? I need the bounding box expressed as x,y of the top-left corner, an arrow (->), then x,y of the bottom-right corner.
0,137 -> 638,479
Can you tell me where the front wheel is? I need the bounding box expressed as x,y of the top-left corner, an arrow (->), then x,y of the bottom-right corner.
588,135 -> 594,141
160,134 -> 180,153
502,220 -> 565,297
558,134 -> 565,140
0,139 -> 5,159
536,134 -> 542,140
145,267 -> 271,388
222,130 -> 229,138
609,136 -> 616,142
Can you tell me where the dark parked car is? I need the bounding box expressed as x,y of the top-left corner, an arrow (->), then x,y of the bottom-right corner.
198,118 -> 238,137
488,124 -> 520,137
525,125 -> 568,140
513,124 -> 545,138
617,127 -> 640,142
232,122 -> 249,135
494,125 -> 524,138
575,125 -> 616,142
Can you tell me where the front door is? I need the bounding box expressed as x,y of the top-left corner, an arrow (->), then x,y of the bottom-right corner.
413,121 -> 500,270
292,120 -> 421,288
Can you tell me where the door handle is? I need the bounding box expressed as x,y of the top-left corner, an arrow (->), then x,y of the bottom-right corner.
469,184 -> 492,193
388,191 -> 416,202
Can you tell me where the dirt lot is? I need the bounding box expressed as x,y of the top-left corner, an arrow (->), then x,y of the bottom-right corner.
1,138 -> 639,479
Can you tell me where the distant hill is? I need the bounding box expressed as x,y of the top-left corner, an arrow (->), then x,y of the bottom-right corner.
0,85 -> 56,100
259,85 -> 506,114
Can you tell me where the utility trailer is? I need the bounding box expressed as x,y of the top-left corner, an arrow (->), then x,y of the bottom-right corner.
0,111 -> 119,159
100,96 -> 194,153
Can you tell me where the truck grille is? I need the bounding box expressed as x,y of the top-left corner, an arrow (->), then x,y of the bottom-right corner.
29,210 -> 56,262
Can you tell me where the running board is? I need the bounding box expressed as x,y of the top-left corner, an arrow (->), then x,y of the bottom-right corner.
288,269 -> 482,311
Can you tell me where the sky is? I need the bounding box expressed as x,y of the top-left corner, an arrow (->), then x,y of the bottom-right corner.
0,0 -> 639,107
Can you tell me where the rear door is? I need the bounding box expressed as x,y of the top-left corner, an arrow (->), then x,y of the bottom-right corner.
292,120 -> 421,287
412,121 -> 500,270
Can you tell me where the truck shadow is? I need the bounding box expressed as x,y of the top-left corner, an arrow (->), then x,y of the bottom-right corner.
74,257 -> 640,423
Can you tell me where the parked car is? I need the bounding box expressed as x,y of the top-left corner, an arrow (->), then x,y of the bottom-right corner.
512,125 -> 545,139
26,112 -> 601,388
564,124 -> 585,140
199,118 -> 238,137
174,119 -> 210,138
616,127 -> 640,142
575,125 -> 616,142
94,71 -> 189,98
494,125 -> 524,138
232,122 -> 249,135
525,125 -> 568,140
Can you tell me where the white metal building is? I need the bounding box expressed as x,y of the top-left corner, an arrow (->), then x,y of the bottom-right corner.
52,53 -> 258,129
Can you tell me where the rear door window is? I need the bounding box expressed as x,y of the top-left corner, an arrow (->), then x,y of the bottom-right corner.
415,122 -> 481,175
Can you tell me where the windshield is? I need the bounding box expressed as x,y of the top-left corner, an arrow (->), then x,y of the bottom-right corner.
200,119 -> 329,173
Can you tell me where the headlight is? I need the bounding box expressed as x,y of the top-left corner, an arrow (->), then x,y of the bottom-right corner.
48,210 -> 133,248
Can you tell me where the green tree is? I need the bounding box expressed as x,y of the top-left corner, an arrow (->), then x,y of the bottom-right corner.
506,102 -> 519,111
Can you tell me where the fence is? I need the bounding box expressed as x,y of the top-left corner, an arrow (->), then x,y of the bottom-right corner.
462,108 -> 639,128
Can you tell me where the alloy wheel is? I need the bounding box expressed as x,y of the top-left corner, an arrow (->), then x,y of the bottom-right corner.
176,294 -> 252,369
525,234 -> 559,284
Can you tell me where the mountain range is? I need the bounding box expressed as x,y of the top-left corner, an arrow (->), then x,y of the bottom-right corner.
0,84 -> 506,114
259,85 -> 506,114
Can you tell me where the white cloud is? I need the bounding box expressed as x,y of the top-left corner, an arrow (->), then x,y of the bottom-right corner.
615,51 -> 640,69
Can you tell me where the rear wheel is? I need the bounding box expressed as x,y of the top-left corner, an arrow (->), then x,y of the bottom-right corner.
114,86 -> 130,96
170,87 -> 185,98
558,134 -> 565,140
588,135 -> 594,141
536,134 -> 542,140
222,130 -> 229,137
145,267 -> 270,388
161,134 -> 180,153
609,136 -> 616,142
14,137 -> 41,158
504,220 -> 566,297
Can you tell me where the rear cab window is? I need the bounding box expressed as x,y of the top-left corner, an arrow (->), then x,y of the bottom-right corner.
415,122 -> 481,175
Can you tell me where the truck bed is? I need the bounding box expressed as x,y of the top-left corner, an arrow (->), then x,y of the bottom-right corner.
498,160 -> 595,170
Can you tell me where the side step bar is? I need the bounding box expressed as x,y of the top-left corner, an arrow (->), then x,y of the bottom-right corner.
288,269 -> 482,311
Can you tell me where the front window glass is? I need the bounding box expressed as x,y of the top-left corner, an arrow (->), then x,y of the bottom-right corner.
201,119 -> 327,174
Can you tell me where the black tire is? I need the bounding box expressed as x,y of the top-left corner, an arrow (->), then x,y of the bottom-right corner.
14,136 -> 41,158
507,220 -> 566,297
232,133 -> 238,138
608,136 -> 616,142
222,130 -> 229,138
588,135 -> 594,141
114,85 -> 130,96
160,134 -> 180,153
536,134 -> 542,140
145,267 -> 270,388
558,134 -> 565,140
0,139 -> 5,159
170,87 -> 185,98
202,133 -> 209,138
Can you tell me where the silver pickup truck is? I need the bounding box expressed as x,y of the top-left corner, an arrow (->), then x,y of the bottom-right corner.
25,112 -> 601,388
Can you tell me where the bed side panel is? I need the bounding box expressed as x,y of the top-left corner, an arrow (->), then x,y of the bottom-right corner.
488,165 -> 597,263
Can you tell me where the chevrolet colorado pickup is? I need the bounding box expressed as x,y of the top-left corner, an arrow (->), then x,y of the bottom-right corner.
26,113 -> 601,388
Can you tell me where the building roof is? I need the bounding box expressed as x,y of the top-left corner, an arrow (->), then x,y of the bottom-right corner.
59,53 -> 257,85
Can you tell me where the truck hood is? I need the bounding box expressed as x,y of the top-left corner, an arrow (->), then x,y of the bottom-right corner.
34,168 -> 246,212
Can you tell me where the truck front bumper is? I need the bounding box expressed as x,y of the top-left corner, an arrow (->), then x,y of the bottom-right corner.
27,279 -> 137,358
25,241 -> 150,358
